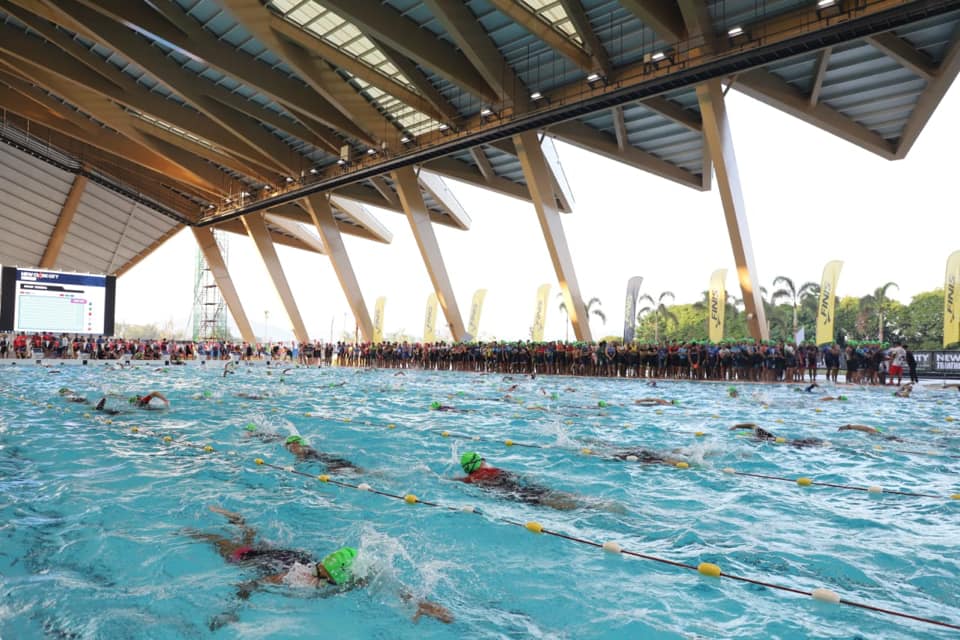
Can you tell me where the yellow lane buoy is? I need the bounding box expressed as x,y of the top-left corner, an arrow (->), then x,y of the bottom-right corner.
796,477 -> 813,487
698,562 -> 722,578
318,474 -> 330,482
404,494 -> 418,504
525,521 -> 543,534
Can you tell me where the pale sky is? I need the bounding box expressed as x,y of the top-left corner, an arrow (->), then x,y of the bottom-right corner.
117,83 -> 960,344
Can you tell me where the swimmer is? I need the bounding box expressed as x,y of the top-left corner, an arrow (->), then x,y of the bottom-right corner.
730,423 -> 824,448
429,401 -> 465,412
130,391 -> 170,409
454,452 -> 578,511
610,448 -> 684,465
837,424 -> 903,442
894,383 -> 914,398
727,386 -> 739,398
283,435 -> 361,473
192,505 -> 452,627
634,398 -> 675,406
805,383 -> 820,393
59,388 -> 88,403
819,395 -> 848,402
235,392 -> 269,400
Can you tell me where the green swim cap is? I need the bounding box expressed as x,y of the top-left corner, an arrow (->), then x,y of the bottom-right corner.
672,399 -> 679,405
460,451 -> 483,474
839,395 -> 848,401
321,546 -> 357,585
285,435 -> 305,446
128,396 -> 139,404
245,423 -> 257,432
598,400 -> 607,408
430,401 -> 441,410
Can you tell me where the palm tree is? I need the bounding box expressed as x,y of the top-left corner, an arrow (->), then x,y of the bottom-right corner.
556,292 -> 569,342
558,294 -> 606,340
771,276 -> 819,339
637,291 -> 676,342
860,282 -> 899,341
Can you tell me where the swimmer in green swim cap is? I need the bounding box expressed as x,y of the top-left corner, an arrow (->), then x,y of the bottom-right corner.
196,505 -> 453,628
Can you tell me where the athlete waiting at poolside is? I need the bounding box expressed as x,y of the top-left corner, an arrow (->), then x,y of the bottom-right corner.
190,505 -> 452,627
730,423 -> 825,448
455,452 -> 579,510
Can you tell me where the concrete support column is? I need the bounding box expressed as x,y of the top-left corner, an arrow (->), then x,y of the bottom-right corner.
191,226 -> 256,345
302,195 -> 374,342
40,173 -> 88,268
512,130 -> 592,342
391,165 -> 466,342
242,212 -> 310,345
696,79 -> 768,341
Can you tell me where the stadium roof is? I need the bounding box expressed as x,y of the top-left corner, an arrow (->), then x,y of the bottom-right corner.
1,0 -> 958,340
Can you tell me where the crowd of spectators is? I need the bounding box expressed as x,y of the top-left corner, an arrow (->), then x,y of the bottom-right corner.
0,332 -> 920,385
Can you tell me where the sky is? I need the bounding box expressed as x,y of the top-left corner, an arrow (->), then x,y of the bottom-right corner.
116,82 -> 960,344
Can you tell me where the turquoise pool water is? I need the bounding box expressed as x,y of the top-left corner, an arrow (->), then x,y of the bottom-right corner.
1,363 -> 958,639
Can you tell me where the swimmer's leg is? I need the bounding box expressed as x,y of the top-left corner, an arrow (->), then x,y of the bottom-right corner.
183,530 -> 248,561
208,505 -> 256,545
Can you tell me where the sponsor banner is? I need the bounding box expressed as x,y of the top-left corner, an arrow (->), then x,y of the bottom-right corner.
944,250 -> 960,348
372,296 -> 385,344
532,283 -> 551,342
423,293 -> 438,343
708,269 -> 727,344
623,276 -> 643,343
815,260 -> 843,345
910,351 -> 960,377
467,289 -> 487,341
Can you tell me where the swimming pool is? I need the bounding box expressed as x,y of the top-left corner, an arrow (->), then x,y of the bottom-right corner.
1,363 -> 958,639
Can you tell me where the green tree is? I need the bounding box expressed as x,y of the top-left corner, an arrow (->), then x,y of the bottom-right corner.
771,276 -> 819,339
858,282 -> 899,342
898,289 -> 944,349
637,291 -> 677,343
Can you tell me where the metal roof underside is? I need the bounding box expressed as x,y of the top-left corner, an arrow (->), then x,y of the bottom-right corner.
0,1 -> 957,275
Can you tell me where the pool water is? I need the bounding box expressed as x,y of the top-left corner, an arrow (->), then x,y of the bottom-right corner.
1,363 -> 958,639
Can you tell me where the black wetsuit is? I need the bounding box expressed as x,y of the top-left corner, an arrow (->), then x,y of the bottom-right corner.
612,449 -> 667,463
231,547 -> 313,575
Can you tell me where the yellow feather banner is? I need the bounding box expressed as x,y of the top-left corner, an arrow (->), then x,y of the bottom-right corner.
372,296 -> 385,344
467,289 -> 487,340
708,269 -> 727,343
944,251 -> 960,348
423,293 -> 437,343
532,284 -> 551,342
815,261 -> 843,346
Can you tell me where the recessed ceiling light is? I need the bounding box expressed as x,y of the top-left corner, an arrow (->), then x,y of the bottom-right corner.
728,26 -> 743,37
530,91 -> 542,100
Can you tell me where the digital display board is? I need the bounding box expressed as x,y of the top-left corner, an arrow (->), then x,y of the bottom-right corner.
0,267 -> 115,335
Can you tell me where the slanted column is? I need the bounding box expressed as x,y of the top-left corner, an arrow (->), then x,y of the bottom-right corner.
512,130 -> 592,342
192,226 -> 256,345
391,165 -> 467,342
40,173 -> 88,268
302,194 -> 374,342
696,79 -> 769,341
241,212 -> 310,345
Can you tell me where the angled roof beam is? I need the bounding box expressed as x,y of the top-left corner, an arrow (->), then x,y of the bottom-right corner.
39,173 -> 88,269
262,215 -> 326,253
643,96 -> 702,131
513,129 -> 591,342
51,0 -> 303,176
487,0 -> 594,73
677,0 -> 721,52
547,120 -> 704,190
422,0 -> 529,112
417,170 -> 471,231
696,78 -> 768,341
319,0 -> 497,104
469,147 -> 497,183
422,157 -> 533,204
302,195 -> 374,342
242,212 -> 311,344
369,176 -> 401,210
735,68 -> 897,159
620,0 -> 686,43
192,226 -> 256,344
392,165 -> 467,342
866,32 -> 936,81
895,23 -> 960,158
328,196 -> 394,244
485,138 -> 573,212
330,182 -> 404,213
612,106 -> 629,151
114,225 -> 184,278
264,14 -> 453,126
216,217 -> 321,252
218,0 -> 400,148
0,59 -> 230,196
559,0 -> 612,76
0,6 -> 285,181
809,47 -> 832,106
372,39 -> 460,124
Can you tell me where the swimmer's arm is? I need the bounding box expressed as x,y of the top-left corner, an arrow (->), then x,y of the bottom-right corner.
837,424 -> 879,434
399,590 -> 454,624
